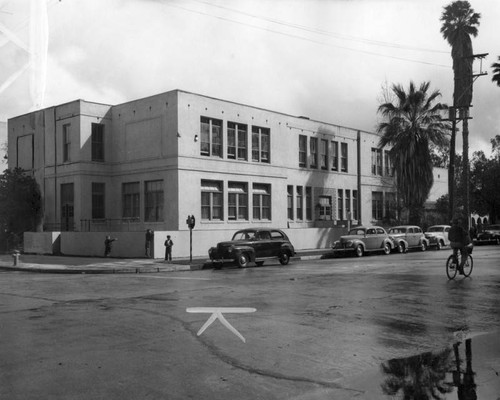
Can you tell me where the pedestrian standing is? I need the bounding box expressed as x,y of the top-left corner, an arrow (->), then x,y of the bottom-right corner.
145,229 -> 154,258
104,235 -> 118,257
164,235 -> 174,262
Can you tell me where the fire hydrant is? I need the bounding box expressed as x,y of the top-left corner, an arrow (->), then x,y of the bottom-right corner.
12,250 -> 20,266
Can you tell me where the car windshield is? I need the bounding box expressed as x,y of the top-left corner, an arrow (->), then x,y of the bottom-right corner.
348,228 -> 365,235
427,227 -> 443,232
232,231 -> 256,241
389,228 -> 404,234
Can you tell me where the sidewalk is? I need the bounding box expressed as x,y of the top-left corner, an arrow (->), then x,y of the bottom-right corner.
0,249 -> 332,274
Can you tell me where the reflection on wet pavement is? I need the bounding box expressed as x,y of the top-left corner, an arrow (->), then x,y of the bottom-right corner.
378,335 -> 500,400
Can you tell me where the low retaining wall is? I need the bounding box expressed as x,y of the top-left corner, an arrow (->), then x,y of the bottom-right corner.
24,227 -> 347,259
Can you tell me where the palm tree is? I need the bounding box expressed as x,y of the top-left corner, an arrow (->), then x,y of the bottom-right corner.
440,1 -> 481,225
377,82 -> 449,224
492,56 -> 500,86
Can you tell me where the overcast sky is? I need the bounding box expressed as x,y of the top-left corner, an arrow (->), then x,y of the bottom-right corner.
1,0 -> 499,160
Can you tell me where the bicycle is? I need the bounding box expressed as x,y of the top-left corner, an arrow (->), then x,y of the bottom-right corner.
446,245 -> 473,279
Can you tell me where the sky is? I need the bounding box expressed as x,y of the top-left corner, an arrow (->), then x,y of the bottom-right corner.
1,0 -> 500,165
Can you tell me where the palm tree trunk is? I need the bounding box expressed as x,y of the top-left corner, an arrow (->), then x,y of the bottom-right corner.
449,118 -> 456,222
463,117 -> 470,230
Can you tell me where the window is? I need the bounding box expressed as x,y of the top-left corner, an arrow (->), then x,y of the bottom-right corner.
338,189 -> 344,220
306,186 -> 312,220
252,126 -> 270,163
91,183 -> 105,219
385,192 -> 396,220
352,190 -> 358,220
145,180 -> 164,222
91,123 -> 104,161
122,182 -> 140,218
299,135 -> 307,167
201,180 -> 223,221
331,141 -> 338,171
384,150 -> 393,176
372,148 -> 382,176
287,185 -> 293,220
228,182 -> 248,220
200,117 -> 222,157
227,122 -> 247,160
253,183 -> 271,220
320,139 -> 328,170
63,124 -> 71,162
341,142 -> 348,172
372,191 -> 383,220
345,190 -> 351,220
309,137 -> 318,168
296,186 -> 303,220
318,196 -> 332,220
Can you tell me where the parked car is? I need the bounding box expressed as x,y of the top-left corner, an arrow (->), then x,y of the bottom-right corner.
476,224 -> 500,245
331,226 -> 394,257
208,228 -> 296,268
388,225 -> 429,253
424,225 -> 451,250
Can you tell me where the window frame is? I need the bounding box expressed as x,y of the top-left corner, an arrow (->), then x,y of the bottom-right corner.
320,139 -> 328,170
309,137 -> 318,168
331,140 -> 339,171
62,124 -> 71,162
227,122 -> 248,161
252,126 -> 270,163
252,183 -> 271,220
299,135 -> 307,167
91,123 -> 105,162
201,180 -> 223,221
200,117 -> 223,158
340,142 -> 348,172
122,182 -> 140,219
228,181 -> 248,221
91,182 -> 105,219
144,180 -> 164,222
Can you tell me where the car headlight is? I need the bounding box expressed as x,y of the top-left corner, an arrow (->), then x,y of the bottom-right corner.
228,246 -> 234,253
346,240 -> 353,247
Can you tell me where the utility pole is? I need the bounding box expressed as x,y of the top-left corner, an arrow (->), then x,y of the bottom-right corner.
445,53 -> 488,229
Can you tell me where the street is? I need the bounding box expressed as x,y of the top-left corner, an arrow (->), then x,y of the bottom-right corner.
1,246 -> 500,399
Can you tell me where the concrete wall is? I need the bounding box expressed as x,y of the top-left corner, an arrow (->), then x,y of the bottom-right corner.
25,227 -> 348,259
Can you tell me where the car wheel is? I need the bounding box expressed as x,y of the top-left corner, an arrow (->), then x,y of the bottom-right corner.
355,245 -> 364,257
383,243 -> 391,255
237,253 -> 249,268
398,243 -> 405,253
279,252 -> 290,265
420,242 -> 427,252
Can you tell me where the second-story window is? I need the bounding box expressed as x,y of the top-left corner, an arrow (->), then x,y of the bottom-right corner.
384,150 -> 393,176
299,135 -> 307,167
341,142 -> 348,172
320,139 -> 328,170
91,123 -> 105,162
200,117 -> 222,158
252,126 -> 270,163
309,137 -> 318,168
331,140 -> 339,171
372,148 -> 382,176
63,124 -> 71,162
227,122 -> 247,160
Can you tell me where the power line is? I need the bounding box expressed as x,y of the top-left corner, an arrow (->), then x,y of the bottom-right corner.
161,1 -> 450,69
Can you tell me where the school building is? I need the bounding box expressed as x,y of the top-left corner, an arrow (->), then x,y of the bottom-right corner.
7,89 -> 446,258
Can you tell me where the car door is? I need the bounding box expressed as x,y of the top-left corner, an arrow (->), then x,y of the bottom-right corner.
376,227 -> 387,249
407,227 -> 416,247
364,228 -> 378,250
270,230 -> 286,257
254,230 -> 272,258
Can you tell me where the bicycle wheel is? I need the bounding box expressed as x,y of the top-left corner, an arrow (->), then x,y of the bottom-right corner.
462,254 -> 473,277
446,254 -> 458,279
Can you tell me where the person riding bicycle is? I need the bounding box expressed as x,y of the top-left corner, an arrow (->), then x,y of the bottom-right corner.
448,217 -> 470,275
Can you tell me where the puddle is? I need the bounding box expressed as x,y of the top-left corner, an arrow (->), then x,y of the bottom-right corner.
340,331 -> 500,399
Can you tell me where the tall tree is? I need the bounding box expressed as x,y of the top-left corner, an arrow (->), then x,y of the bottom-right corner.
440,0 -> 481,226
492,56 -> 500,86
377,81 -> 449,225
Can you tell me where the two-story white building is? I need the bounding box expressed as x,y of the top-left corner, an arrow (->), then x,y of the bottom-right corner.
8,89 -> 403,258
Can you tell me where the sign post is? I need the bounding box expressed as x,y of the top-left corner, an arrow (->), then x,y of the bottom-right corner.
186,215 -> 196,263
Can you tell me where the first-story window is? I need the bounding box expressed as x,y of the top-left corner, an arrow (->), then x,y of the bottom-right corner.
122,182 -> 140,218
287,185 -> 293,220
318,196 -> 332,220
352,190 -> 358,220
253,183 -> 271,220
145,180 -> 164,222
372,191 -> 383,220
296,186 -> 303,220
92,182 -> 105,219
305,187 -> 312,220
228,182 -> 248,220
201,180 -> 223,221
345,189 -> 351,220
338,189 -> 344,220
385,192 -> 396,220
